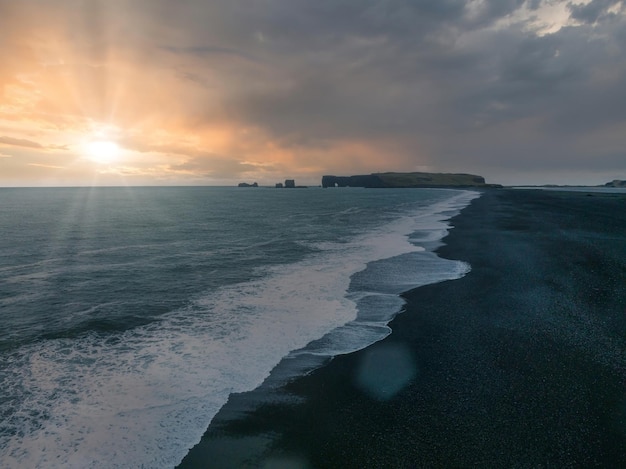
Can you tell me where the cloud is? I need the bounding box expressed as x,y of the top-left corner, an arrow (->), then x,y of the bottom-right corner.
159,45 -> 259,63
568,0 -> 623,24
1,0 -> 625,186
170,155 -> 256,175
0,136 -> 43,149
28,163 -> 64,169
0,136 -> 68,151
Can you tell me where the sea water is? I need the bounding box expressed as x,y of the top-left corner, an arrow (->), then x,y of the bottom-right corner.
0,186 -> 479,468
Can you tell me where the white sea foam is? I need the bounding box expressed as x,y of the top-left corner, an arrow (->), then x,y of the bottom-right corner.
0,189 -> 479,468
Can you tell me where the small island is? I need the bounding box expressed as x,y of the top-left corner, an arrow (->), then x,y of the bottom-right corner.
239,179 -> 309,188
322,172 -> 501,188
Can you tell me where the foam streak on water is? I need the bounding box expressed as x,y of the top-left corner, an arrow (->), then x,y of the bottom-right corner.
0,188 -> 479,468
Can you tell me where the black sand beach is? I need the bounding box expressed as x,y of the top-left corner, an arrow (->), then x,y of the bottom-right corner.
179,189 -> 626,468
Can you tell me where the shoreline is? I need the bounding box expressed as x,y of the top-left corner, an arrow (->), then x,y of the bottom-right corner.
178,189 -> 626,468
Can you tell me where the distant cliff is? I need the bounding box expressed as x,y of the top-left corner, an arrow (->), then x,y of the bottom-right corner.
605,179 -> 626,187
322,172 -> 500,188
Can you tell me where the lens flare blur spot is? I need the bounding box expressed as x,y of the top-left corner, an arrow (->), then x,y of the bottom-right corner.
355,342 -> 417,401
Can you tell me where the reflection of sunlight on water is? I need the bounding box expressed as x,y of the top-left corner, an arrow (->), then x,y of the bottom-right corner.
354,343 -> 417,401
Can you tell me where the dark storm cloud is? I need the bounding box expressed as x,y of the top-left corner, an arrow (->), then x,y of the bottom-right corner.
207,1 -> 622,142
3,0 -> 625,185
207,0 -> 519,138
181,0 -> 480,141
175,0 -> 621,182
159,45 -> 259,63
568,0 -> 623,23
31,0 -> 626,181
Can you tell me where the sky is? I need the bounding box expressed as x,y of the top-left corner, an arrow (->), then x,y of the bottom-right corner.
0,0 -> 625,187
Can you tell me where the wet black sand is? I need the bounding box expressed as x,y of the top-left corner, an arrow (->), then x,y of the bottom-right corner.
179,189 -> 626,468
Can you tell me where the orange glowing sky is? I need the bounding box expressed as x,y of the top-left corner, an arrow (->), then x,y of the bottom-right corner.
1,0 -> 625,186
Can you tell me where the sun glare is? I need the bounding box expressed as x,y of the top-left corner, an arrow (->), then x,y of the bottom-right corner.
86,140 -> 120,164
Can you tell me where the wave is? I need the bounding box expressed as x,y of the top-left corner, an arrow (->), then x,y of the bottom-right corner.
0,189 -> 479,468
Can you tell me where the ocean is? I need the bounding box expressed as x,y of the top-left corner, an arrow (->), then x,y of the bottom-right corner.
0,186 -> 479,468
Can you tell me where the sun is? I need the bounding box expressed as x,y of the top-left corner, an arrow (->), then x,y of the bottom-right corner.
86,140 -> 120,164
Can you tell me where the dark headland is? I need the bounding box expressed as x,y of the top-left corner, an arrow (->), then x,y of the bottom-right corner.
179,189 -> 626,468
322,171 -> 502,188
